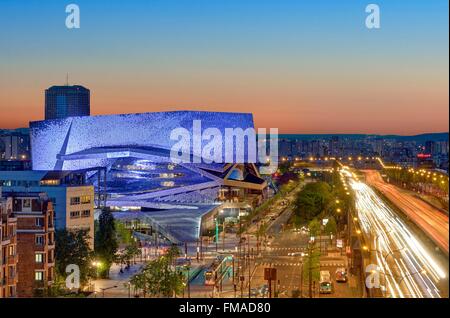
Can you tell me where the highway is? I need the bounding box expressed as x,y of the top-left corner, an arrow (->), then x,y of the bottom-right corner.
342,169 -> 448,298
364,170 -> 449,254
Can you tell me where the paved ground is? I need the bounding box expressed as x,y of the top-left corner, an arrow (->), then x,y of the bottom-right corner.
248,229 -> 362,298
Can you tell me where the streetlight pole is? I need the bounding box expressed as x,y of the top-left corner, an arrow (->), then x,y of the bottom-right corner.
248,254 -> 251,298
186,266 -> 191,298
223,220 -> 226,251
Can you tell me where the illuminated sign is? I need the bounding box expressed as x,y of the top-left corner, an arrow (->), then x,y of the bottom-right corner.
417,153 -> 432,159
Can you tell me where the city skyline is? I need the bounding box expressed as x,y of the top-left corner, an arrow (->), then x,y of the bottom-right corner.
0,0 -> 448,134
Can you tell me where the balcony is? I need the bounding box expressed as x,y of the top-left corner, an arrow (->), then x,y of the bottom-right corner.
1,235 -> 11,244
8,254 -> 17,265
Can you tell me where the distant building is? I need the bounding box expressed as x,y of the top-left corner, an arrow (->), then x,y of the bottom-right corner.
0,129 -> 30,161
0,171 -> 95,248
4,192 -> 55,297
425,141 -> 435,155
0,160 -> 31,171
45,85 -> 90,120
0,190 -> 18,298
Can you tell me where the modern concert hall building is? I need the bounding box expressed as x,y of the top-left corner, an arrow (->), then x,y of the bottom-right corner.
29,111 -> 268,242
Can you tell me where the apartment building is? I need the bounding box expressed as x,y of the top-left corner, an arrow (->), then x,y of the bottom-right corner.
0,191 -> 18,298
8,193 -> 55,297
0,170 -> 95,248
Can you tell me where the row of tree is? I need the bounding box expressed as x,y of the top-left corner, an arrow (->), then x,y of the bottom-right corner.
383,167 -> 449,195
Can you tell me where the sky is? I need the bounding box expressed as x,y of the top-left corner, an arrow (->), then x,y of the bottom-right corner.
0,0 -> 448,134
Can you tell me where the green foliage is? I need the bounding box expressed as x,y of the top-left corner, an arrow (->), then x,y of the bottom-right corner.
383,168 -> 449,195
117,240 -> 142,267
55,228 -> 94,287
324,216 -> 337,235
302,244 -> 321,283
293,182 -> 333,224
115,220 -> 133,245
130,256 -> 184,298
308,218 -> 321,237
95,209 -> 118,278
165,244 -> 181,266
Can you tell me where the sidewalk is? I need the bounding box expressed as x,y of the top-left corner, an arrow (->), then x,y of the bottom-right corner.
89,262 -> 145,298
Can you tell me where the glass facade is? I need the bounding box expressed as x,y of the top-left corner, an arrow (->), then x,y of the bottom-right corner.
45,85 -> 90,120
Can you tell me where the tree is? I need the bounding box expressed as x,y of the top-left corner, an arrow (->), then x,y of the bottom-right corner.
308,218 -> 321,238
55,228 -> 94,289
165,244 -> 181,266
293,182 -> 333,224
324,216 -> 337,246
324,216 -> 337,234
115,220 -> 133,245
130,256 -> 184,298
95,209 -> 118,278
302,243 -> 321,298
124,241 -> 141,264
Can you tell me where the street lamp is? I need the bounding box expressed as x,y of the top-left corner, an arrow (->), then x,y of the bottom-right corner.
92,260 -> 102,277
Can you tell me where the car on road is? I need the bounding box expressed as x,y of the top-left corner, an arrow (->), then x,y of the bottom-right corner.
259,284 -> 269,297
335,268 -> 348,283
250,288 -> 259,297
319,270 -> 333,294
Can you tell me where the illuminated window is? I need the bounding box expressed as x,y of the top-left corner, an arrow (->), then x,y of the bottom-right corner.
35,271 -> 44,281
35,253 -> 44,263
81,196 -> 91,204
40,179 -> 60,186
8,245 -> 15,256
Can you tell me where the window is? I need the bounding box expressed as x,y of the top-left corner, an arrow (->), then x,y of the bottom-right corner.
70,211 -> 80,219
35,253 -> 44,263
40,179 -> 60,186
9,286 -> 15,297
35,271 -> 44,281
23,199 -> 31,208
31,199 -> 41,212
8,266 -> 15,279
12,199 -> 22,212
35,235 -> 44,246
35,217 -> 44,227
70,197 -> 80,205
8,245 -> 15,256
81,210 -> 91,218
81,195 -> 91,204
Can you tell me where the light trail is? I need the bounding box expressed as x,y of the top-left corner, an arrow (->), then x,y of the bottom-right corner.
341,169 -> 446,298
364,170 -> 449,254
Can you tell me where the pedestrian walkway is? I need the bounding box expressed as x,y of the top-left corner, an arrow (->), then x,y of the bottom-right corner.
319,261 -> 346,267
256,262 -> 302,267
267,247 -> 304,251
